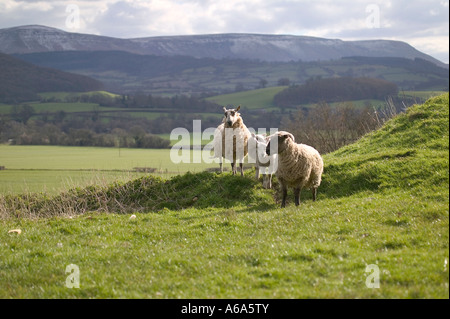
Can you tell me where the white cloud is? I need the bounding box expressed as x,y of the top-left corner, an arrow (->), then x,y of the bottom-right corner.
0,0 -> 448,62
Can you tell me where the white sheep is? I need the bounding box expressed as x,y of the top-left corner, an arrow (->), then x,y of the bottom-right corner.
249,133 -> 278,189
213,105 -> 251,176
266,131 -> 323,208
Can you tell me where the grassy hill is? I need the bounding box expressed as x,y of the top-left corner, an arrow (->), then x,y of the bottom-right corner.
0,53 -> 103,103
0,94 -> 448,298
322,93 -> 449,198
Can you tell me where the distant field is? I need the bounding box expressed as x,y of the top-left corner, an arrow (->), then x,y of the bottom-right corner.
204,88 -> 450,112
0,101 -> 100,115
206,86 -> 287,110
157,132 -> 215,146
1,89 -> 447,117
0,145 -> 218,194
38,91 -> 121,100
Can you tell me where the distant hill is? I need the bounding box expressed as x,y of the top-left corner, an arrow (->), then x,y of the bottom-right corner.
0,25 -> 446,68
15,51 -> 449,95
0,52 -> 103,103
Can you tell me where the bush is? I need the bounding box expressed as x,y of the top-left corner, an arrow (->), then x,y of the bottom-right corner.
282,101 -> 397,154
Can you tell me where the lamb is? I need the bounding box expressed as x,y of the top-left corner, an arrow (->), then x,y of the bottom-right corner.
266,131 -> 323,208
213,105 -> 251,176
249,133 -> 278,189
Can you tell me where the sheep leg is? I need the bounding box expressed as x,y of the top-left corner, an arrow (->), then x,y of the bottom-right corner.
280,184 -> 287,208
255,165 -> 260,180
239,162 -> 244,176
262,174 -> 267,188
312,187 -> 317,201
263,174 -> 272,189
219,160 -> 223,173
294,187 -> 301,206
231,162 -> 236,175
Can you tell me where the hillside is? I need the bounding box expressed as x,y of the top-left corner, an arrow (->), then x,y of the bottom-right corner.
0,94 -> 448,299
1,25 -> 445,68
322,93 -> 449,198
15,51 -> 449,95
0,52 -> 103,103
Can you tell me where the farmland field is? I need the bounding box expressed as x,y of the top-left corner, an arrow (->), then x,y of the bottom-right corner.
0,145 -> 218,194
1,89 -> 446,121
206,86 -> 287,110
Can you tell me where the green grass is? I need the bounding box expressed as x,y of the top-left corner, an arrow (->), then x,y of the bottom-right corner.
206,86 -> 287,110
0,169 -> 148,195
0,94 -> 448,298
400,90 -> 448,101
0,187 -> 447,298
0,146 -> 217,194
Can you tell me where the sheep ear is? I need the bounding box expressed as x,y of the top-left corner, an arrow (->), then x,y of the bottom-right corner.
236,105 -> 241,112
280,132 -> 294,142
251,133 -> 256,138
287,133 -> 295,141
223,107 -> 227,113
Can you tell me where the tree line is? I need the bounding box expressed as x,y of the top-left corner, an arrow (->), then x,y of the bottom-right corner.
0,105 -> 286,149
0,115 -> 171,148
0,93 -> 227,148
2,88 -> 411,152
41,91 -> 220,112
274,77 -> 399,108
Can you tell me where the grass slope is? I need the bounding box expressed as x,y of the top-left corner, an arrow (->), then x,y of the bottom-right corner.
0,94 -> 448,298
322,93 -> 449,199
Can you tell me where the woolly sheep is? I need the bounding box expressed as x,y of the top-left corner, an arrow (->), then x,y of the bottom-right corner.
249,133 -> 278,189
213,105 -> 251,176
266,131 -> 323,208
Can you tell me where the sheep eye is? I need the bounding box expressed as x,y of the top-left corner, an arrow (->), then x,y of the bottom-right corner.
231,112 -> 235,116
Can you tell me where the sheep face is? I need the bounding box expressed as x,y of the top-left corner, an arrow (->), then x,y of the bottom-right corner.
266,131 -> 295,156
223,105 -> 241,128
249,133 -> 268,162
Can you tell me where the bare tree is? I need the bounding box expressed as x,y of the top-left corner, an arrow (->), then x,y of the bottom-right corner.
283,101 -> 393,154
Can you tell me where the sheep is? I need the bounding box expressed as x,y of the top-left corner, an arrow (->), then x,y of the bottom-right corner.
266,131 -> 323,208
213,105 -> 251,176
249,133 -> 278,189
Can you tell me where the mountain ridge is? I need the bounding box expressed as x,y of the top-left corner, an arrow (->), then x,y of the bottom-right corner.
0,25 -> 446,68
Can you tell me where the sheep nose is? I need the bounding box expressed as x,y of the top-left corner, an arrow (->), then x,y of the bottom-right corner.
227,120 -> 232,126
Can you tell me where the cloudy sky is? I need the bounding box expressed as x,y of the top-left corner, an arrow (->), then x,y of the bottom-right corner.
0,0 -> 448,63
